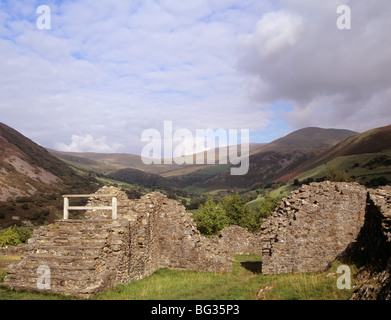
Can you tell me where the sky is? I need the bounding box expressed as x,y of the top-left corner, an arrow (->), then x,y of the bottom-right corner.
1,0 -> 391,155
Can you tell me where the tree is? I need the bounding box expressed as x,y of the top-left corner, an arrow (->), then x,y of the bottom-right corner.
222,194 -> 260,233
222,194 -> 244,225
257,192 -> 281,220
193,199 -> 229,236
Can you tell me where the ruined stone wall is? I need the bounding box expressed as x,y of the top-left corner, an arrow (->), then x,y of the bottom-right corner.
87,187 -> 245,280
216,225 -> 262,256
2,186 -> 262,298
261,182 -> 367,274
344,187 -> 391,300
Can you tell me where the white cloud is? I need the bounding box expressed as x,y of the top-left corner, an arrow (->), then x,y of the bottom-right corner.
55,134 -> 123,153
248,11 -> 304,58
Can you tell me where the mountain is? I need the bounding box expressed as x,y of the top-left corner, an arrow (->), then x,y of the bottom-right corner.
48,143 -> 266,177
284,124 -> 391,186
196,127 -> 357,189
0,122 -> 100,226
48,127 -> 358,191
257,127 -> 357,152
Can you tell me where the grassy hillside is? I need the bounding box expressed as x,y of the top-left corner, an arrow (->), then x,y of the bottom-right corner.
258,127 -> 357,152
0,123 -> 101,227
195,128 -> 357,190
293,150 -> 391,187
281,124 -> 391,186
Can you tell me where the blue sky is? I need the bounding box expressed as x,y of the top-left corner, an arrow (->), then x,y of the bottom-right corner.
1,0 -> 391,154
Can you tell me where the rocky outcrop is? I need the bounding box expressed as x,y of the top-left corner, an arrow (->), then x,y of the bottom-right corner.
260,182 -> 367,274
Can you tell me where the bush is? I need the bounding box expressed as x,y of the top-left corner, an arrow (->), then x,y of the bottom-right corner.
325,166 -> 354,183
193,194 -> 262,236
0,225 -> 33,247
193,199 -> 229,236
0,226 -> 21,247
222,194 -> 260,233
257,192 -> 281,220
16,226 -> 33,243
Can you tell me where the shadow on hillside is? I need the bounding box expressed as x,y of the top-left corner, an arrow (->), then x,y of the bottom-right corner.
240,260 -> 262,274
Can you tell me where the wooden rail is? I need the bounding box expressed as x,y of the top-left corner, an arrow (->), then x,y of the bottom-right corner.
62,194 -> 117,220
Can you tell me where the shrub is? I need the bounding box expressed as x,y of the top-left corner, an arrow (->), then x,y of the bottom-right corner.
0,226 -> 21,247
15,226 -> 33,243
193,199 -> 229,236
222,194 -> 260,233
0,225 -> 33,247
293,179 -> 301,186
325,166 -> 354,183
257,192 -> 281,220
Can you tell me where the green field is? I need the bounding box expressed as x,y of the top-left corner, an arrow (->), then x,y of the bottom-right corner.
0,254 -> 357,300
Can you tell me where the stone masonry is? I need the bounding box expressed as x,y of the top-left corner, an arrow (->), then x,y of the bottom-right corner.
260,181 -> 391,300
2,186 -> 259,298
260,182 -> 367,274
344,187 -> 391,300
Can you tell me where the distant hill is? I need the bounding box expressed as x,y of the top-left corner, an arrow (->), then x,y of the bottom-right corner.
48,143 -> 266,177
197,127 -> 357,189
0,122 -> 100,226
284,124 -> 391,186
48,127 -> 358,191
258,127 -> 357,152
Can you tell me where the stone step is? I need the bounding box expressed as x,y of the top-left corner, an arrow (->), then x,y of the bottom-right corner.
1,281 -> 73,296
36,227 -> 111,237
32,246 -> 104,257
53,219 -> 118,228
33,237 -> 107,247
5,271 -> 92,282
7,263 -> 96,273
2,217 -> 129,299
1,279 -> 104,299
20,253 -> 100,267
3,272 -> 103,297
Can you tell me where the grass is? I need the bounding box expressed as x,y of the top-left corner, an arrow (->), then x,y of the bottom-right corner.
245,185 -> 298,210
296,150 -> 391,185
93,255 -> 267,300
0,254 -> 358,301
259,262 -> 359,300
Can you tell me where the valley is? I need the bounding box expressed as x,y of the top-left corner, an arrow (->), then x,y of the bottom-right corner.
1,122 -> 391,230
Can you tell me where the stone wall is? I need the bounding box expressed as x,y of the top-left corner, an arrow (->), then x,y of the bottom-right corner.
260,182 -> 367,274
343,187 -> 391,300
98,189 -> 236,276
216,225 -> 262,256
0,244 -> 28,256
